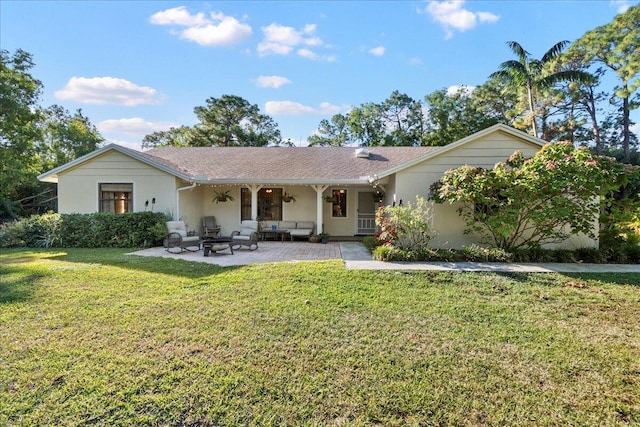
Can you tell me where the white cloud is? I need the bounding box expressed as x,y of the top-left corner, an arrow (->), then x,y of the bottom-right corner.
408,57 -> 423,66
446,85 -> 476,96
369,46 -> 386,56
611,0 -> 632,13
477,11 -> 500,23
265,101 -> 316,115
151,7 -> 252,47
265,101 -> 350,115
55,77 -> 162,106
97,118 -> 176,136
297,48 -> 318,60
254,75 -> 292,88
421,0 -> 499,39
258,22 -> 332,60
318,102 -> 350,115
150,6 -> 208,26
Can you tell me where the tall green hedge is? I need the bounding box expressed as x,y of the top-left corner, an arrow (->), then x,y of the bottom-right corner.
0,211 -> 170,248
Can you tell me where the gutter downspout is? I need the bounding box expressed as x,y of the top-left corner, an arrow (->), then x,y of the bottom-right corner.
175,182 -> 197,220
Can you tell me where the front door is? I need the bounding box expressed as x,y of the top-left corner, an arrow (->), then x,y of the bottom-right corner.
357,191 -> 376,235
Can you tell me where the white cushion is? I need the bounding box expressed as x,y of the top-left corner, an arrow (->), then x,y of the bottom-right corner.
279,221 -> 296,229
233,235 -> 251,241
296,221 -> 314,230
166,221 -> 187,237
239,227 -> 254,236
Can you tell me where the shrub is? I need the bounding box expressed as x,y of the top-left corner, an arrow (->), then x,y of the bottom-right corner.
375,196 -> 436,251
458,244 -> 513,262
0,211 -> 169,248
362,235 -> 378,252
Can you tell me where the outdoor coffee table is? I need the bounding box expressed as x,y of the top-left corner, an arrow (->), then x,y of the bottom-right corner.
261,229 -> 290,242
201,237 -> 234,256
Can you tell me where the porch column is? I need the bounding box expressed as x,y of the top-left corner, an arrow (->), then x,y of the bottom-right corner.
311,185 -> 328,234
248,184 -> 262,220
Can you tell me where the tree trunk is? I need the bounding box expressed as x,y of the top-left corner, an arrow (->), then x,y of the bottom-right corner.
527,85 -> 538,138
623,94 -> 630,163
587,92 -> 603,155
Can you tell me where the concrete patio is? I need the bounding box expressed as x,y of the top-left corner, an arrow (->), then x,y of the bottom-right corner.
129,241 -> 640,273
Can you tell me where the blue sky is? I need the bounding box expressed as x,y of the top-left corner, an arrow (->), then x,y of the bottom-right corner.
1,0 -> 636,150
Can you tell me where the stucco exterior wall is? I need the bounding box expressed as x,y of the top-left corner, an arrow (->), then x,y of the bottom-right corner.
395,131 -> 597,249
57,151 -> 177,215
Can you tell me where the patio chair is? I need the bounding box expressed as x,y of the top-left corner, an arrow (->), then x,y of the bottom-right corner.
230,220 -> 259,251
165,220 -> 200,253
202,216 -> 221,238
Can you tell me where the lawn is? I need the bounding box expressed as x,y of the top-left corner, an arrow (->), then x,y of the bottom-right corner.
1,248 -> 639,426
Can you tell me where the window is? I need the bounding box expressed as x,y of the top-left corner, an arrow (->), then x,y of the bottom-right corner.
99,183 -> 133,213
241,188 -> 283,221
331,189 -> 347,218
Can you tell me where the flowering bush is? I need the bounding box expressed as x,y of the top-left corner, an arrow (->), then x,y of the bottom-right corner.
374,196 -> 436,251
430,142 -> 638,251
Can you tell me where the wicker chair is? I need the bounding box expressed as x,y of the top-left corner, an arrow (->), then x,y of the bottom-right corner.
230,220 -> 259,251
165,221 -> 200,253
202,216 -> 221,238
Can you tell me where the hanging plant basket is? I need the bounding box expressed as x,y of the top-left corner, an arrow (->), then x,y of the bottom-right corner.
324,195 -> 334,203
212,190 -> 234,204
282,192 -> 296,203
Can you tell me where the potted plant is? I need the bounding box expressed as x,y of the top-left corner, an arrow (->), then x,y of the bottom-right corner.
282,192 -> 296,203
319,233 -> 330,244
309,234 -> 320,243
373,190 -> 384,203
212,190 -> 234,204
324,195 -> 334,203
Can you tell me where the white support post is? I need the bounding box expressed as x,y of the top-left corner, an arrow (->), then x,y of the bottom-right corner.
311,184 -> 328,234
248,184 -> 262,220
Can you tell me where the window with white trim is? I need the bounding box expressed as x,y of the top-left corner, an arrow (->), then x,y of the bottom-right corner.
331,189 -> 347,218
99,183 -> 133,213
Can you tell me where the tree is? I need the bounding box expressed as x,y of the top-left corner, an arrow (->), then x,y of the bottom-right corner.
568,5 -> 640,162
430,143 -> 634,250
490,40 -> 591,139
380,91 -> 425,146
347,102 -> 385,146
42,105 -> 104,167
423,86 -> 500,146
0,49 -> 44,220
142,126 -> 193,149
307,114 -> 350,146
191,95 -> 281,146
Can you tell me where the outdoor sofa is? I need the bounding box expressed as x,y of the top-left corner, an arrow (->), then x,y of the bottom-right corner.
260,220 -> 315,241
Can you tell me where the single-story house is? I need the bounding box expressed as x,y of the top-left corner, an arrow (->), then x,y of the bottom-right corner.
38,124 -> 596,249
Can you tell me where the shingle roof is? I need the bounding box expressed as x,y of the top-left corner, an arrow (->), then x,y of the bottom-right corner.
145,146 -> 438,183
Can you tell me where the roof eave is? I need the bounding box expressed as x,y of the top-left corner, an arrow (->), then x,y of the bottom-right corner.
192,178 -> 370,186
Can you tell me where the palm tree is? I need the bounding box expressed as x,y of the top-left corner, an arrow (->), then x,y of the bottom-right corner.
490,41 -> 590,139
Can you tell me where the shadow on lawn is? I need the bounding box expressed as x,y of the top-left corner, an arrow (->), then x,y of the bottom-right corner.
0,267 -> 44,303
1,248 -> 241,281
493,270 -> 640,286
54,248 -> 243,279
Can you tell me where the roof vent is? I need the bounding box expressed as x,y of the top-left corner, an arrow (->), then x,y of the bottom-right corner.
355,147 -> 370,158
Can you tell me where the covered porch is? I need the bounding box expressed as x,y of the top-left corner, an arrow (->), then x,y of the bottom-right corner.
175,181 -> 389,238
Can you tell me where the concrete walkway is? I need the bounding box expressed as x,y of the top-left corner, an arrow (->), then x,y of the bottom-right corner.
130,241 -> 640,273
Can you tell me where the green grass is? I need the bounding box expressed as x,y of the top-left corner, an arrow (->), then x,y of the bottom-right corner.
1,248 -> 639,426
